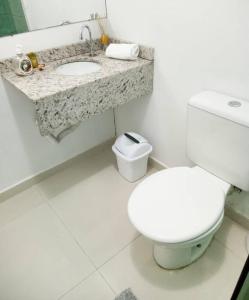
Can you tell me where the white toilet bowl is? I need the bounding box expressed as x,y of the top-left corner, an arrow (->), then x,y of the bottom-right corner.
128,91 -> 249,269
128,166 -> 231,269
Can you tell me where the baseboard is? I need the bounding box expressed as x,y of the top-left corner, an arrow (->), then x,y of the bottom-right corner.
225,206 -> 249,230
149,156 -> 168,170
0,138 -> 115,203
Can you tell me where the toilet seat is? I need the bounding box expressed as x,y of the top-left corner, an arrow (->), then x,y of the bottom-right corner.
128,167 -> 225,244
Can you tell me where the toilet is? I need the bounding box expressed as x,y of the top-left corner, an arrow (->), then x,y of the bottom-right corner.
128,91 -> 249,269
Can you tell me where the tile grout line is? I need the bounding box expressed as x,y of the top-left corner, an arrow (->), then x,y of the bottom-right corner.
56,271 -> 97,300
4,184 -> 116,300
1,185 -> 101,299
97,233 -> 141,270
33,162 -> 147,298
96,234 -> 143,297
46,188 -> 141,272
48,189 -> 141,268
37,184 -> 140,299
35,186 -> 102,299
37,183 -> 141,296
35,178 -> 142,270
97,269 -> 117,296
47,200 -> 98,267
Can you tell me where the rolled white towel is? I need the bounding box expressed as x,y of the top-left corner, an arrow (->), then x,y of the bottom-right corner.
105,43 -> 140,60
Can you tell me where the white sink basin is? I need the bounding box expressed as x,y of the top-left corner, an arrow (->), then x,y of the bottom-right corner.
55,61 -> 101,76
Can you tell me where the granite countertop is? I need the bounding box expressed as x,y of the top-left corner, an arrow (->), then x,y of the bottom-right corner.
1,40 -> 154,140
3,50 -> 153,102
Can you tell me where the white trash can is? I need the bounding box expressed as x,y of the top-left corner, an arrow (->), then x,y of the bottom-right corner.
112,132 -> 152,182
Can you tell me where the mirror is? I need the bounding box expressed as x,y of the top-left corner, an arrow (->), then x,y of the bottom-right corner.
0,0 -> 107,38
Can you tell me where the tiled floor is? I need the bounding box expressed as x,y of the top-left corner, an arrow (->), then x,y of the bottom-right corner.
0,148 -> 248,300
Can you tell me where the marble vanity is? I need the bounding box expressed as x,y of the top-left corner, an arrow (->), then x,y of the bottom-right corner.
0,40 -> 154,141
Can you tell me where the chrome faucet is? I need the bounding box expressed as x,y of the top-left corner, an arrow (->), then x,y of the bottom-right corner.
79,25 -> 95,57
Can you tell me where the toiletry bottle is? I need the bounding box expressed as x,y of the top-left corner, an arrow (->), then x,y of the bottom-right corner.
27,52 -> 39,68
96,16 -> 110,49
100,34 -> 110,49
14,45 -> 33,76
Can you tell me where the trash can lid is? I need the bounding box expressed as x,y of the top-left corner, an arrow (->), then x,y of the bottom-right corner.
114,132 -> 152,159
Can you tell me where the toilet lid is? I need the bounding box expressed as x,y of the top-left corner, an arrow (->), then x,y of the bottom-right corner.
128,167 -> 225,243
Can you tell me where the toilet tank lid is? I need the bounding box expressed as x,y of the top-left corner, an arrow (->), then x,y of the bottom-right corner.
188,91 -> 249,128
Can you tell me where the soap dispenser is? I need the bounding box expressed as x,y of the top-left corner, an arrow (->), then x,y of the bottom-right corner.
13,45 -> 33,76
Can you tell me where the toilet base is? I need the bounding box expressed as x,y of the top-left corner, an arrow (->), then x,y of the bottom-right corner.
153,213 -> 224,269
153,235 -> 213,269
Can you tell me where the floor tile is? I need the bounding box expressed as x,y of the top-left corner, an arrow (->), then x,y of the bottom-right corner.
60,272 -> 115,300
37,149 -> 115,200
1,148 -> 247,300
0,204 -> 95,300
38,150 -> 157,267
215,216 -> 248,261
100,236 -> 244,300
0,186 -> 44,229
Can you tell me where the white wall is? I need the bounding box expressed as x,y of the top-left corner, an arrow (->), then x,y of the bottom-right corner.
107,0 -> 249,167
0,20 -> 115,192
2,0 -> 249,191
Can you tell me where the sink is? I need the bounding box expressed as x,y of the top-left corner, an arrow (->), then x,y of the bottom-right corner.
55,61 -> 101,76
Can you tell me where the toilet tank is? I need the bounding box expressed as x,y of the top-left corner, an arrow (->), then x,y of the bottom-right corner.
187,91 -> 249,191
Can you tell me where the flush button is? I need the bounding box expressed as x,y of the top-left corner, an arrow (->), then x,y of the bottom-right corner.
228,101 -> 242,108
